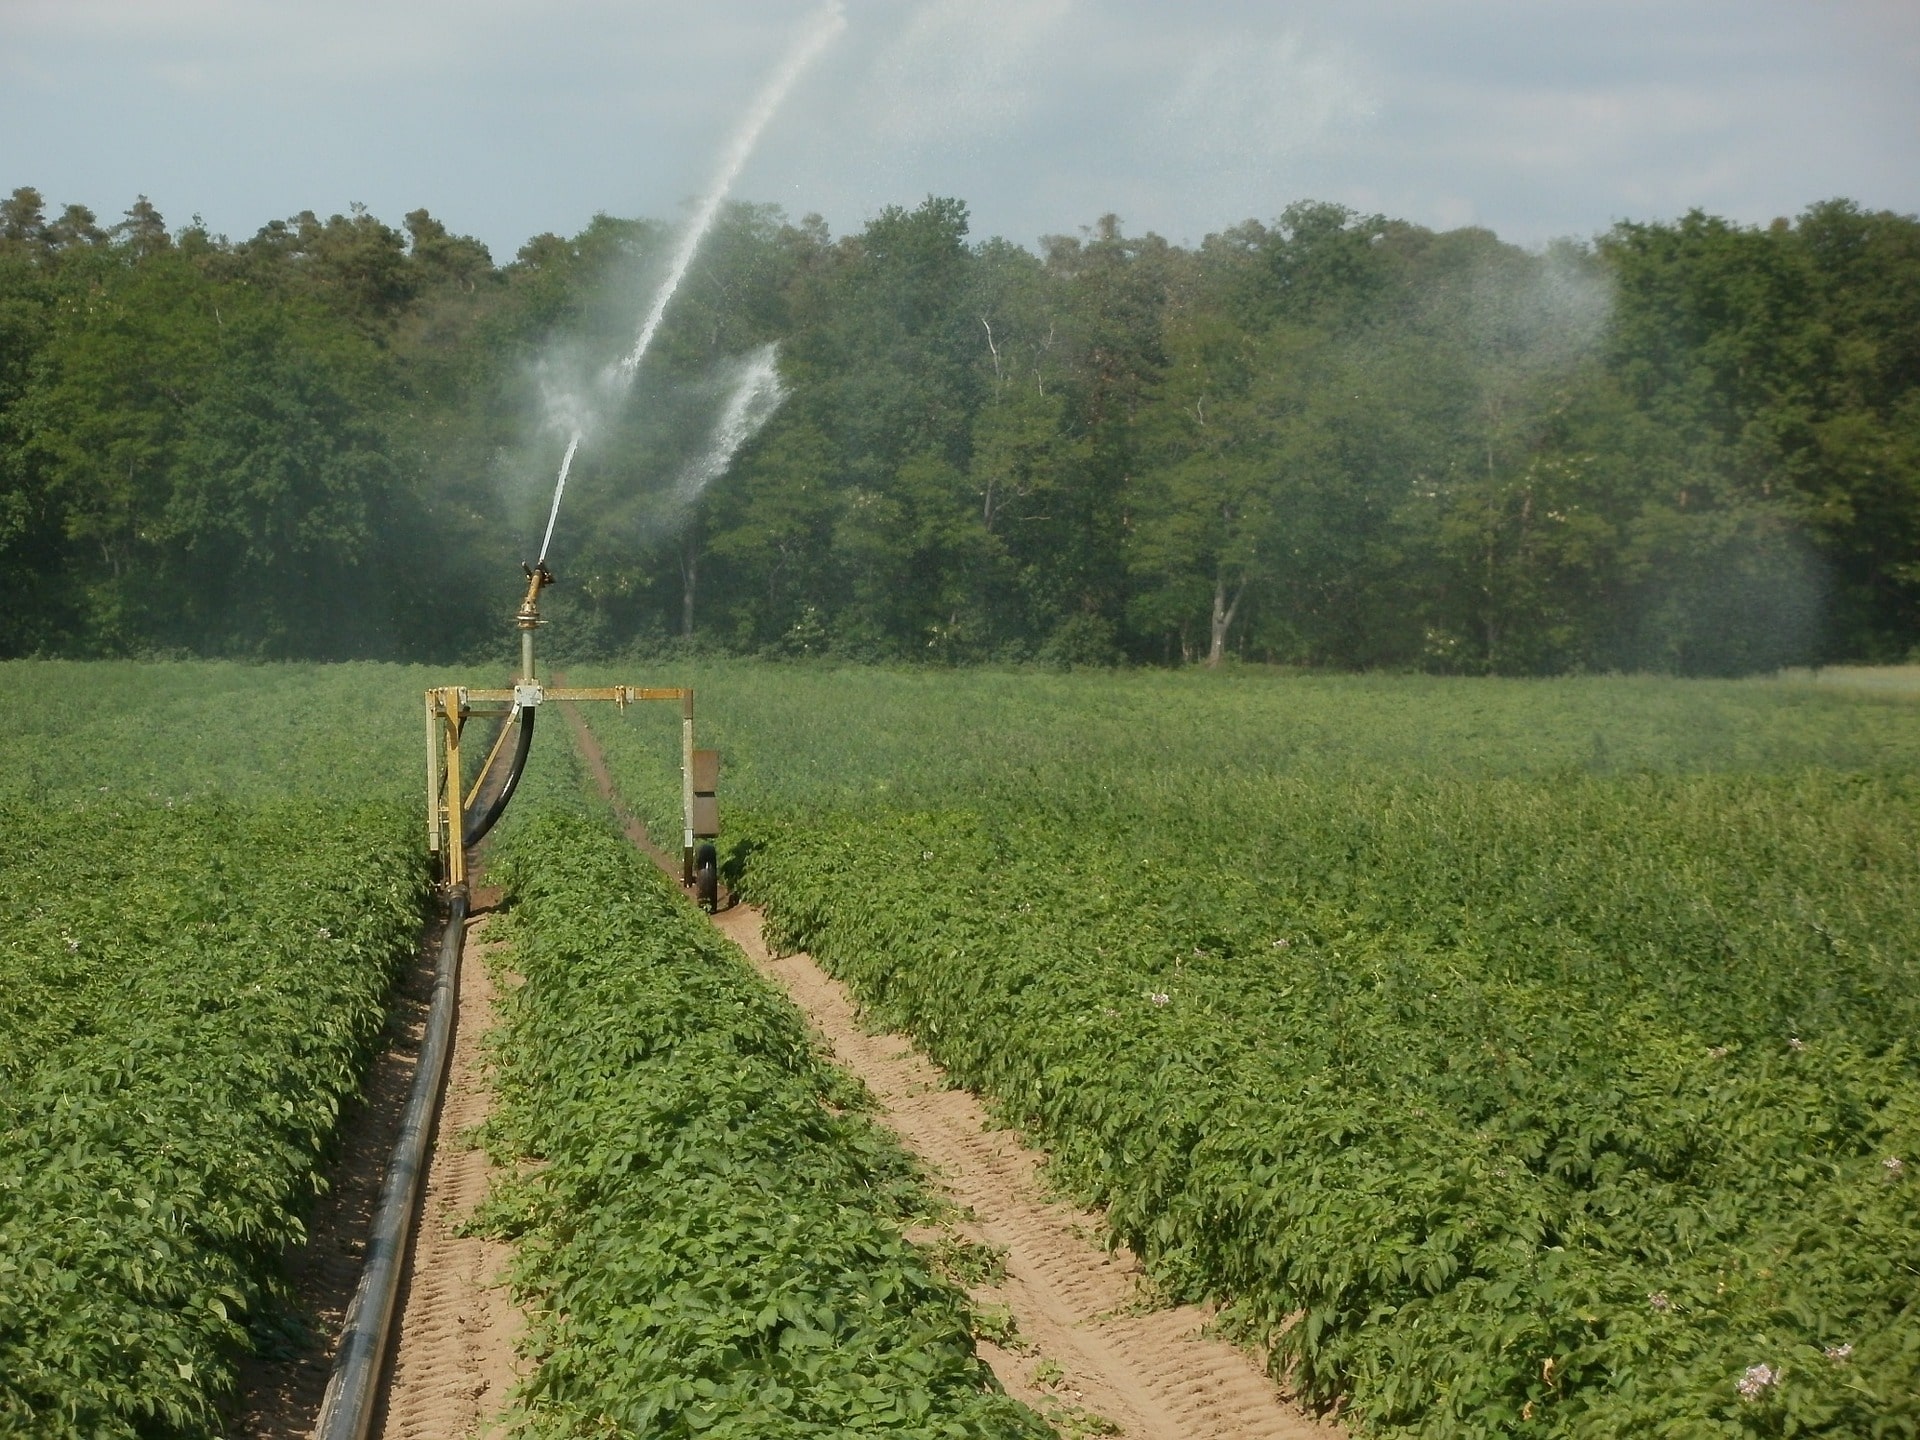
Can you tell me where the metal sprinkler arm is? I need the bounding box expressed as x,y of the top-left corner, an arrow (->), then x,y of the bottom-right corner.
425,561 -> 717,896
517,561 -> 554,683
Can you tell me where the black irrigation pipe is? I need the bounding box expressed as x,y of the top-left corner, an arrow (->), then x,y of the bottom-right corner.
465,704 -> 535,848
313,883 -> 469,1440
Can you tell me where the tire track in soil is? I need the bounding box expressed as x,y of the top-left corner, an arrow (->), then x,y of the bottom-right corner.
370,904 -> 522,1440
568,707 -> 1340,1440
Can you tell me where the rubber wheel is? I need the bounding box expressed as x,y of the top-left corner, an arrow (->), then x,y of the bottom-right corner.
695,843 -> 719,912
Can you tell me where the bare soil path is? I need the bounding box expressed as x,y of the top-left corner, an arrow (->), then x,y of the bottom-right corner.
568,710 -> 1339,1440
371,903 -> 522,1440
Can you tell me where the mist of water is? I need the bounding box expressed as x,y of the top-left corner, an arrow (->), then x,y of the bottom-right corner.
673,344 -> 787,508
533,0 -> 845,564
610,5 -> 846,388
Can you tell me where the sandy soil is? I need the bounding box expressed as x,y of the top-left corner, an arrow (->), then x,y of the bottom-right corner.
370,904 -> 522,1440
716,905 -> 1338,1440
568,708 -> 1340,1440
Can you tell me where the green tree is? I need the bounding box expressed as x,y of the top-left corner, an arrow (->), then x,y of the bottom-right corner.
162,314 -> 394,653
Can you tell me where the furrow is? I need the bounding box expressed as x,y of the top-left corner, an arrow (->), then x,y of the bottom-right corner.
710,903 -> 1338,1440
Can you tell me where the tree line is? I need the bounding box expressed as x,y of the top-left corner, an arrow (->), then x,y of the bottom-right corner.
2,184 -> 1916,673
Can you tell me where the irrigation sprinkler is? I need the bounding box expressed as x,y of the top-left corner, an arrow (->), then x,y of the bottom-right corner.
423,560 -> 722,901
321,567 -> 722,1440
315,15 -> 843,1427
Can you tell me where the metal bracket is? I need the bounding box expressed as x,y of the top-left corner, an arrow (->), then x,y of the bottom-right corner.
513,682 -> 545,709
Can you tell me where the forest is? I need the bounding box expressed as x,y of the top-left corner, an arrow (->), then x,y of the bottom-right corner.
1,184 -> 1916,673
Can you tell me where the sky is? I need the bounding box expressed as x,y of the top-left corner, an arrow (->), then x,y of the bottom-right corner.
2,0 -> 1916,259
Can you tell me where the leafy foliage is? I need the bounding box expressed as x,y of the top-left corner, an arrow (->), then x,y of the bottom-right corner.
478,809 -> 1050,1438
4,185 -> 1920,668
577,662 -> 1920,1437
0,799 -> 427,1437
0,660 -> 438,1435
0,658 -> 447,802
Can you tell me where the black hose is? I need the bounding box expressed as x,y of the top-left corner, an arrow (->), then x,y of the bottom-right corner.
314,886 -> 469,1440
463,703 -> 535,847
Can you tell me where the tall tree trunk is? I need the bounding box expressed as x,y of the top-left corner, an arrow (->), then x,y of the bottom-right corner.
1207,569 -> 1247,668
680,538 -> 697,640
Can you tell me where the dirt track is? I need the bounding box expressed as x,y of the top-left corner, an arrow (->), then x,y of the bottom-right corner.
569,708 -> 1339,1440
371,904 -> 521,1440
711,907 -> 1337,1440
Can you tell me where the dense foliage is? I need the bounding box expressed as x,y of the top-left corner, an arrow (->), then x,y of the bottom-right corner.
0,659 -> 452,801
4,184 -> 1918,671
479,806 -> 1048,1438
578,662 -> 1920,1437
0,801 -> 426,1437
0,662 -> 436,1436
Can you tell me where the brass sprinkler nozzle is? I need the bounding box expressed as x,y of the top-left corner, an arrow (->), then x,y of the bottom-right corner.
517,561 -> 554,631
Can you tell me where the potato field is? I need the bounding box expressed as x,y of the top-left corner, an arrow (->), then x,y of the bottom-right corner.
4,658 -> 1917,1437
577,663 -> 1920,1437
0,663 -> 434,1436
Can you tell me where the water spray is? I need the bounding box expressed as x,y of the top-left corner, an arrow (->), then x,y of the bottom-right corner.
452,4 -> 838,892
535,435 -> 580,567
534,0 -> 844,564
610,2 -> 844,386
673,344 -> 787,507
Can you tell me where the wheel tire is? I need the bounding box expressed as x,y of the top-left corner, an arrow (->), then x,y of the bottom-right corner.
695,843 -> 718,913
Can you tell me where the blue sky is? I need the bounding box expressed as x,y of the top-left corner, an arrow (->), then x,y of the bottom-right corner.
2,0 -> 1915,257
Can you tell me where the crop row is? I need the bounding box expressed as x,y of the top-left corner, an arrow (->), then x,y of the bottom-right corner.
573,666 -> 1920,1433
476,807 -> 1049,1438
725,782 -> 1920,1439
0,660 -> 442,805
562,660 -> 1920,811
0,798 -> 428,1438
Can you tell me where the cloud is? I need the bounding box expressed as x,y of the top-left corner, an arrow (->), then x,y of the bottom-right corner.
767,1 -> 1375,242
2,0 -> 750,95
0,0 -> 1913,258
1155,29 -> 1374,174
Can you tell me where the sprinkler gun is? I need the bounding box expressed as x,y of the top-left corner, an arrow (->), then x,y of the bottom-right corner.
421,563 -> 723,907
516,561 -> 554,684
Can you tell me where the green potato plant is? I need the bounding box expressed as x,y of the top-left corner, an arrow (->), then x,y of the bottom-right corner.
576,662 -> 1920,1437
0,799 -> 427,1437
478,809 -> 1052,1439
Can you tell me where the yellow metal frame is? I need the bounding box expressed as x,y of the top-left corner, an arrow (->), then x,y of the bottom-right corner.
424,564 -> 711,893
